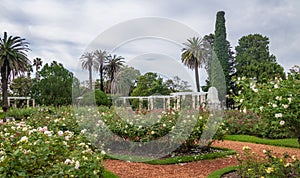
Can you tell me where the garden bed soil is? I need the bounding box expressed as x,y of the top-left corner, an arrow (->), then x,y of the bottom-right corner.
105,140 -> 300,178
221,171 -> 241,178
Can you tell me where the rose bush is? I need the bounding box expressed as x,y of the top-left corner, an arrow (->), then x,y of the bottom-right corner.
0,106 -> 104,177
76,106 -> 225,155
237,146 -> 300,177
231,65 -> 300,142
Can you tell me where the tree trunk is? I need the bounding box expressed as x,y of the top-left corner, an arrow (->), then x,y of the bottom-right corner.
100,65 -> 104,91
195,60 -> 200,92
298,133 -> 300,146
1,66 -> 9,112
89,66 -> 92,90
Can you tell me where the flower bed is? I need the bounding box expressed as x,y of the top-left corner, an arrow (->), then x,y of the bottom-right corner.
0,106 -> 104,177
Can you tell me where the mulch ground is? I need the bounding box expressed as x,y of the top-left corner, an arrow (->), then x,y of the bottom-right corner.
104,140 -> 300,178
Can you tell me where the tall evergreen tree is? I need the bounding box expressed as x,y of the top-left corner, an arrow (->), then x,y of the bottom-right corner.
202,33 -> 235,98
213,11 -> 231,95
235,34 -> 284,82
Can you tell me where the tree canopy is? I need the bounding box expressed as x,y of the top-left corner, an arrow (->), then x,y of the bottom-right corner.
235,34 -> 284,82
31,61 -> 78,106
0,32 -> 30,111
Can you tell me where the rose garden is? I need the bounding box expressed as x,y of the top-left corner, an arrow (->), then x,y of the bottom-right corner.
1,11 -> 300,178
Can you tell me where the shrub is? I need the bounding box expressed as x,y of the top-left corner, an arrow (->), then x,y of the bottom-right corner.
222,110 -> 260,136
0,107 -> 105,177
6,107 -> 38,120
83,106 -> 225,153
80,89 -> 111,107
231,66 -> 300,141
237,146 -> 300,177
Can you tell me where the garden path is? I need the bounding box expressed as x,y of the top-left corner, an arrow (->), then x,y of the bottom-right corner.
104,140 -> 300,178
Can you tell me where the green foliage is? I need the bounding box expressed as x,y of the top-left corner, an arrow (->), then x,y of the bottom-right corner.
207,166 -> 238,178
203,32 -> 235,107
237,147 -> 299,177
181,37 -> 208,92
0,106 -> 105,177
213,11 -> 232,96
0,32 -> 30,111
6,107 -> 38,120
231,66 -> 300,141
224,135 -> 299,148
80,89 -> 112,107
130,72 -> 172,109
112,65 -> 140,96
94,106 -> 224,151
221,110 -> 261,135
31,61 -> 79,106
131,72 -> 171,96
165,76 -> 192,92
146,148 -> 235,165
235,34 -> 285,82
10,76 -> 31,97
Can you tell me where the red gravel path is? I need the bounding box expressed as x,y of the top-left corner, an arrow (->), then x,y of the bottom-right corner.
104,140 -> 300,178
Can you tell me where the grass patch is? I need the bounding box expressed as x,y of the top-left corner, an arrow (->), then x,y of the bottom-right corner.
106,147 -> 236,165
224,135 -> 299,148
207,166 -> 238,178
103,169 -> 118,178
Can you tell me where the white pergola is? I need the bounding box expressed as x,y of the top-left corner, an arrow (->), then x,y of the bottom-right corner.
116,92 -> 208,111
8,97 -> 35,107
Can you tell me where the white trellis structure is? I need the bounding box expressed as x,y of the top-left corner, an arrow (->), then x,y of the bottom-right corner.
116,91 -> 208,111
7,97 -> 35,108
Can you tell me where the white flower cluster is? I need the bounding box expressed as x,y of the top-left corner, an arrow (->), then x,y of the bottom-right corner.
64,159 -> 80,169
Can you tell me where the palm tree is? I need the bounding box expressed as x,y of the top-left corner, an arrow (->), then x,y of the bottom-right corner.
93,50 -> 107,91
0,32 -> 30,111
80,52 -> 95,90
33,57 -> 42,80
105,54 -> 124,92
181,37 -> 207,92
26,64 -> 33,79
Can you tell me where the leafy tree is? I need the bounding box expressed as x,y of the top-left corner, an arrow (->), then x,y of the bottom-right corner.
80,89 -> 111,107
0,32 -> 30,111
105,54 -> 124,93
131,72 -> 171,97
235,34 -> 284,82
130,72 -> 172,109
31,61 -> 77,106
9,76 -> 31,107
181,37 -> 209,92
33,57 -> 42,80
165,76 -> 192,92
80,52 -> 95,90
10,76 -> 31,96
93,50 -> 108,91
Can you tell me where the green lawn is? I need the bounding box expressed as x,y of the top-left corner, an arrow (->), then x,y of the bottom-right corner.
224,135 -> 299,148
103,169 -> 118,178
207,166 -> 238,178
106,147 -> 235,165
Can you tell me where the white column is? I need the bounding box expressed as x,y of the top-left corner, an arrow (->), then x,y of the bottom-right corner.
139,98 -> 143,110
167,98 -> 171,110
192,95 -> 195,109
177,96 -> 180,110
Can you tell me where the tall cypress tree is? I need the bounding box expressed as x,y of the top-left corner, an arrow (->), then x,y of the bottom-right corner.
213,11 -> 231,95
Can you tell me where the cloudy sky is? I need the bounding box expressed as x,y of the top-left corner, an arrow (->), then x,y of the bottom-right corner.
1,0 -> 299,91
